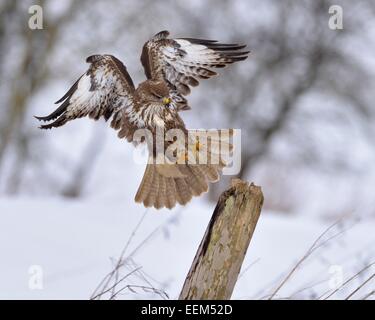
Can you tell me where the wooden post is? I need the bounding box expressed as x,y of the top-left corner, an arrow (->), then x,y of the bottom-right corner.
179,179 -> 264,300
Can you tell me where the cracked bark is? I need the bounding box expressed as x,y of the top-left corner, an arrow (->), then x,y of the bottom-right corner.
179,179 -> 264,300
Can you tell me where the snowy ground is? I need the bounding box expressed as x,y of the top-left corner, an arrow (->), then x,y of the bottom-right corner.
1,0 -> 374,301
1,196 -> 374,300
1,118 -> 369,300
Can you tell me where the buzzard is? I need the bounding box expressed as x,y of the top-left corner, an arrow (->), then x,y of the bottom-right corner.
35,31 -> 249,209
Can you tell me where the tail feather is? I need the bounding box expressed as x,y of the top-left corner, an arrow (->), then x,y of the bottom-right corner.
165,177 -> 177,209
201,164 -> 219,182
188,166 -> 209,194
135,163 -> 218,209
135,129 -> 234,209
144,167 -> 160,208
135,164 -> 155,203
178,166 -> 203,196
175,177 -> 193,205
155,175 -> 166,209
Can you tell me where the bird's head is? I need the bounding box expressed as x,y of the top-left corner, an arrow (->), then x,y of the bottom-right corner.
144,80 -> 172,106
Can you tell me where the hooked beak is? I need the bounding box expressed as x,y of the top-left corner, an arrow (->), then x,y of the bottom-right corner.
162,97 -> 171,105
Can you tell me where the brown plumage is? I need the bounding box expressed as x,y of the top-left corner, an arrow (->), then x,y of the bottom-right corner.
35,31 -> 248,209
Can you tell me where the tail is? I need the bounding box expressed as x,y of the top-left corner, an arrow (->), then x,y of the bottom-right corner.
135,129 -> 233,209
134,163 -> 224,209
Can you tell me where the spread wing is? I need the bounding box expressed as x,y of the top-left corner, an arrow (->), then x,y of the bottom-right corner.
35,54 -> 135,130
140,30 -> 249,96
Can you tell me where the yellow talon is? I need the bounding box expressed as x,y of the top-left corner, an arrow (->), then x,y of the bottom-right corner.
177,142 -> 202,164
195,142 -> 202,152
177,152 -> 189,164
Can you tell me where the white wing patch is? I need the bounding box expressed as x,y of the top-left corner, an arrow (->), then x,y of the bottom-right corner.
140,31 -> 249,96
35,54 -> 135,130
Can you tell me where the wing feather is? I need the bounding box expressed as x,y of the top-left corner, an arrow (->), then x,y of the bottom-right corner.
35,55 -> 135,131
140,30 -> 249,96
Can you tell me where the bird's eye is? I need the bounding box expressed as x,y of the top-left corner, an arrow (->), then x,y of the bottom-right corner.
152,93 -> 162,99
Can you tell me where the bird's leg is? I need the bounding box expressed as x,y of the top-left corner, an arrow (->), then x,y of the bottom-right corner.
177,141 -> 202,164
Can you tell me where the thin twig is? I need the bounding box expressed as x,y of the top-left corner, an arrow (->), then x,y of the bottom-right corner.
321,262 -> 375,300
110,209 -> 149,296
345,272 -> 375,300
109,285 -> 169,300
268,220 -> 353,300
91,206 -> 187,300
126,258 -> 166,293
91,267 -> 142,300
90,209 -> 149,299
91,207 -> 184,300
239,258 -> 261,279
361,290 -> 375,300
289,277 -> 329,299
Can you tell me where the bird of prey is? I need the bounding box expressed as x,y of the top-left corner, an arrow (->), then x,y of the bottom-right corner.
35,30 -> 249,209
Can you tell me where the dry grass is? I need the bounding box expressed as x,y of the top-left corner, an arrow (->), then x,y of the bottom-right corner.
90,209 -> 169,300
90,208 -> 184,300
264,219 -> 375,300
90,210 -> 374,300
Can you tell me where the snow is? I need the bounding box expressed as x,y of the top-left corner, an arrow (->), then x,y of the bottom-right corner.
1,197 -> 374,300
1,0 -> 375,301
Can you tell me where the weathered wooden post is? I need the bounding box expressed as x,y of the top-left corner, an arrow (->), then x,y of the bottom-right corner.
179,179 -> 264,300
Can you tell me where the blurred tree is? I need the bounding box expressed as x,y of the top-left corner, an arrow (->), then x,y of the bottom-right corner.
0,0 -> 374,217
0,0 -> 86,194
206,0 -> 375,210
